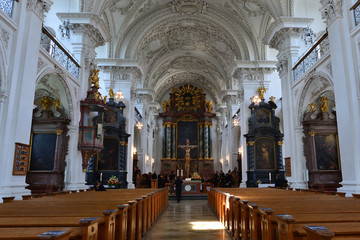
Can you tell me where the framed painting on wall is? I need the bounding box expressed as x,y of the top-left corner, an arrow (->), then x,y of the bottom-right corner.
314,134 -> 340,170
254,138 -> 276,170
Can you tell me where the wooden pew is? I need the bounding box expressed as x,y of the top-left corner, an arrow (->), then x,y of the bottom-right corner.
0,188 -> 168,240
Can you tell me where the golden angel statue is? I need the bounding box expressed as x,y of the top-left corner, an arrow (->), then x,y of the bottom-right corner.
320,97 -> 329,112
108,88 -> 114,99
309,103 -> 316,113
90,69 -> 100,89
40,96 -> 53,110
54,99 -> 61,110
257,87 -> 266,100
162,100 -> 169,113
206,100 -> 213,112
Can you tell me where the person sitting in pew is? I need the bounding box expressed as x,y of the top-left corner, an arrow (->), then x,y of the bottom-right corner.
94,180 -> 106,191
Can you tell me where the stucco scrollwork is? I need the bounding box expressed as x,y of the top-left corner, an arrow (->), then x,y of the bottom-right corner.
26,0 -> 53,20
320,0 -> 343,26
169,0 -> 208,15
0,28 -> 9,50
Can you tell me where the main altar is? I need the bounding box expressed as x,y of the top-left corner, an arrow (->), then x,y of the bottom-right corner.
159,84 -> 215,179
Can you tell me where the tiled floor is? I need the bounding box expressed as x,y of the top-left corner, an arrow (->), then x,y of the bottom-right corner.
145,200 -> 232,240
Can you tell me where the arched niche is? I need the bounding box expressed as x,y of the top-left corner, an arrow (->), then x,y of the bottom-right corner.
299,74 -> 341,191
26,73 -> 72,193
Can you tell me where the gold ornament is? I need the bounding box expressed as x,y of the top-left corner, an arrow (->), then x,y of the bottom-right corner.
206,100 -> 213,112
108,88 -> 114,98
54,99 -> 61,110
103,96 -> 107,104
90,69 -> 100,89
309,103 -> 316,113
269,96 -> 276,103
320,97 -> 329,112
40,96 -> 53,110
257,87 -> 266,99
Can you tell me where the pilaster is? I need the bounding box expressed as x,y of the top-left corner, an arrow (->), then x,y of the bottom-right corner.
264,17 -> 310,188
320,0 -> 360,194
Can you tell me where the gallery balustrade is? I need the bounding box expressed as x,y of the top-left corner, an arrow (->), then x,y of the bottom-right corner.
0,0 -> 15,18
40,26 -> 80,79
292,32 -> 329,82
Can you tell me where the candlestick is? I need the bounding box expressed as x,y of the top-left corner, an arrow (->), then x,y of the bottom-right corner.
269,172 -> 271,182
100,173 -> 103,182
181,169 -> 183,177
177,169 -> 179,176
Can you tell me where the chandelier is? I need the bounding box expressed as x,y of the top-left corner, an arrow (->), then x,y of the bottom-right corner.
59,0 -> 73,38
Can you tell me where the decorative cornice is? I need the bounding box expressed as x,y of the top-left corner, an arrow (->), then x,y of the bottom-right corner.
263,17 -> 312,49
57,12 -> 111,44
71,23 -> 105,48
26,0 -> 53,21
320,0 -> 343,26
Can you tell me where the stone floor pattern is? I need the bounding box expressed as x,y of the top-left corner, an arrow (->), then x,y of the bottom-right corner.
145,200 -> 232,240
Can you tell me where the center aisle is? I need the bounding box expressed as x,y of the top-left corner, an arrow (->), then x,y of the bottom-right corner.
145,200 -> 231,240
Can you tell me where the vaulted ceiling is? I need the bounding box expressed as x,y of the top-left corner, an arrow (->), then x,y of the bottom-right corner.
80,0 -> 294,102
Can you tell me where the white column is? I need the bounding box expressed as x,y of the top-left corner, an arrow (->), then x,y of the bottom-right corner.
264,18 -> 310,189
0,0 -> 53,199
321,0 -> 360,194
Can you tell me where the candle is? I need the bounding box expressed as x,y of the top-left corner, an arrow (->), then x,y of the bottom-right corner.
269,173 -> 271,181
181,170 -> 183,177
100,173 -> 103,182
177,169 -> 179,176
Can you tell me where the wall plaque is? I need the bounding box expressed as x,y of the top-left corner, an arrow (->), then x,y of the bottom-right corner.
13,142 -> 30,175
285,157 -> 291,177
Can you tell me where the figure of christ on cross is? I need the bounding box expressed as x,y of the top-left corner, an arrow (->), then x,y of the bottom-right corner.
178,139 -> 198,178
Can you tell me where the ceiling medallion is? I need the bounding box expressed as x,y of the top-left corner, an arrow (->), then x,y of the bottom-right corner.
174,84 -> 202,112
169,0 -> 208,15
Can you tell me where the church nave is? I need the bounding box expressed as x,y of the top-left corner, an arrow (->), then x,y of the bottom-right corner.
145,200 -> 231,240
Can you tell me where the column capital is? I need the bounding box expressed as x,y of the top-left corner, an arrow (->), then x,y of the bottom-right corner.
320,0 -> 343,26
264,17 -> 312,50
26,0 -> 53,21
58,13 -> 110,48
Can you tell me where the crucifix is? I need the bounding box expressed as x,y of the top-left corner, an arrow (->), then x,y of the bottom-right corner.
178,139 -> 198,178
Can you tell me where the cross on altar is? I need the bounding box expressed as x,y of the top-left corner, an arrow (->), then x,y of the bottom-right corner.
178,139 -> 198,178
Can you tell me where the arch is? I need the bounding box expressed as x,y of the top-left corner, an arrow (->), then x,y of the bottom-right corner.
35,70 -> 74,122
297,71 -> 335,125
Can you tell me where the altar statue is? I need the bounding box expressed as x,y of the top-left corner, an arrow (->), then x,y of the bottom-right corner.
178,139 -> 198,178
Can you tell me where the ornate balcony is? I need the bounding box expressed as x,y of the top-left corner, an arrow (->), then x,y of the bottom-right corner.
0,0 -> 15,18
292,32 -> 329,82
40,27 -> 80,79
351,0 -> 360,26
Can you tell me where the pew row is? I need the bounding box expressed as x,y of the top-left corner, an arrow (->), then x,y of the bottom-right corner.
0,188 -> 168,240
208,188 -> 360,240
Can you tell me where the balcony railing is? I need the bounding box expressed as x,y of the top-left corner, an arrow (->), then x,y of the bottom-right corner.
40,27 -> 80,79
351,0 -> 360,26
0,0 -> 15,17
292,32 -> 329,82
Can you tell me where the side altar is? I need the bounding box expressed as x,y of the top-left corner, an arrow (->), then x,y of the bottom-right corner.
159,84 -> 215,179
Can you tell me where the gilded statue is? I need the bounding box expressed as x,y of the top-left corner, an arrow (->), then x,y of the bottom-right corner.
90,69 -> 100,89
320,97 -> 329,112
309,103 -> 316,113
94,91 -> 101,101
108,88 -> 114,99
257,87 -> 266,99
54,99 -> 61,110
162,100 -> 169,113
269,96 -> 276,103
206,100 -> 213,112
103,96 -> 107,104
40,96 -> 53,110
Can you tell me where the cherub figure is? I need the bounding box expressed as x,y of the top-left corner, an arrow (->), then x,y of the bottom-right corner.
320,97 -> 329,112
108,88 -> 114,99
309,103 -> 316,113
90,69 -> 100,89
40,96 -> 53,110
54,99 -> 61,110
